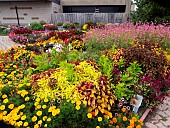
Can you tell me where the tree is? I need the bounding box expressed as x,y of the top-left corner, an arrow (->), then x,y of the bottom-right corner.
131,0 -> 170,24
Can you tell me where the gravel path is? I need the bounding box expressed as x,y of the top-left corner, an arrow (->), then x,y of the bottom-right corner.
0,36 -> 20,50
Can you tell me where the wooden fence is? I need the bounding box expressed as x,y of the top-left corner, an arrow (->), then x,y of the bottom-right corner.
51,13 -> 130,25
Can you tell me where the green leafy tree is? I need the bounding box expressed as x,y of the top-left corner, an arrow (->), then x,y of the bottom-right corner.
131,0 -> 170,24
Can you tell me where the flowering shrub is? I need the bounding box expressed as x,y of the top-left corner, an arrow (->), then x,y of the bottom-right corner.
1,22 -> 170,128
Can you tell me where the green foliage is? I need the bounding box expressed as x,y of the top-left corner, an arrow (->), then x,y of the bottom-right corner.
57,22 -> 63,26
29,22 -> 43,30
1,29 -> 10,35
115,62 -> 142,100
98,55 -> 113,79
131,0 -> 170,23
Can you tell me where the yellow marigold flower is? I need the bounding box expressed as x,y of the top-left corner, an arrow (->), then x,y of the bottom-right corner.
96,126 -> 100,128
34,124 -> 39,128
10,121 -> 16,125
98,117 -> 102,122
2,94 -> 7,99
13,65 -> 17,69
42,105 -> 47,109
108,112 -> 112,118
43,116 -> 47,121
3,98 -> 8,103
8,104 -> 14,109
136,125 -> 141,128
34,102 -> 39,106
32,116 -> 37,122
25,97 -> 30,101
26,83 -> 31,87
76,101 -> 81,105
21,115 -> 27,120
123,116 -> 127,121
36,98 -> 41,102
130,120 -> 134,124
116,125 -> 119,128
47,117 -> 51,122
23,122 -> 28,127
19,104 -> 25,109
112,118 -> 117,123
0,105 -> 5,110
2,111 -> 7,115
19,112 -> 23,116
122,107 -> 126,112
17,121 -> 23,127
38,120 -> 42,124
36,111 -> 42,116
36,105 -> 41,109
44,98 -> 48,102
44,124 -> 48,127
51,108 -> 60,116
87,113 -> 92,118
75,105 -> 80,110
48,106 -> 56,112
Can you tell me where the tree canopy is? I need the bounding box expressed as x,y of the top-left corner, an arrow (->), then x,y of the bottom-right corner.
131,0 -> 170,23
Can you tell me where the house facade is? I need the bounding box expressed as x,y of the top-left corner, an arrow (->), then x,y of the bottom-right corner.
0,0 -> 131,25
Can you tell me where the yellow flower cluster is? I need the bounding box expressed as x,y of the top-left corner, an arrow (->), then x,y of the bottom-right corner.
48,106 -> 60,116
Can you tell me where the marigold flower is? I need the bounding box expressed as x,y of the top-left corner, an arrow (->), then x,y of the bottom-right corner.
44,124 -> 48,127
17,121 -> 23,127
96,126 -> 100,128
87,113 -> 92,118
34,124 -> 39,128
8,104 -> 14,109
36,105 -> 41,109
19,104 -> 25,109
2,111 -> 7,115
25,97 -> 30,101
122,107 -> 126,112
43,116 -> 47,121
0,105 -> 5,110
2,94 -> 7,99
3,98 -> 8,103
42,105 -> 47,109
98,117 -> 102,122
52,109 -> 60,116
23,122 -> 28,127
13,65 -> 18,69
47,117 -> 51,122
36,98 -> 41,102
38,120 -> 42,124
34,102 -> 39,106
112,118 -> 117,123
44,98 -> 48,102
75,105 -> 80,110
116,125 -> 119,128
76,101 -> 81,105
36,111 -> 42,116
32,116 -> 37,122
21,115 -> 26,120
136,125 -> 141,128
127,126 -> 133,128
132,117 -> 137,122
123,116 -> 127,121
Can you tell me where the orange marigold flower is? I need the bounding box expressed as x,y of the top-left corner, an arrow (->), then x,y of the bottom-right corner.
132,117 -> 137,122
116,125 -> 120,128
112,118 -> 117,123
136,125 -> 141,128
90,111 -> 95,116
109,120 -> 113,124
127,126 -> 133,128
122,107 -> 126,112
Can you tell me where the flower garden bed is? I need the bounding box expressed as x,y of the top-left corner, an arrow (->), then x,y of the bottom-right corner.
0,22 -> 170,128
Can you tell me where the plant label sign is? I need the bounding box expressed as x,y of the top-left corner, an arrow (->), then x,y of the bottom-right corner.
130,94 -> 143,113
